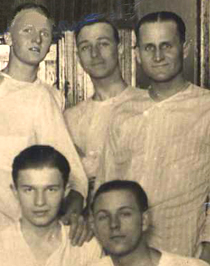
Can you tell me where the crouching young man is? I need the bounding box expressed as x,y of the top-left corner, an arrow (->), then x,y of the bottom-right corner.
90,180 -> 209,266
0,145 -> 101,266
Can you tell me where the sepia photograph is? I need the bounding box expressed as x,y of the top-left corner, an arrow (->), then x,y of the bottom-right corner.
0,0 -> 209,265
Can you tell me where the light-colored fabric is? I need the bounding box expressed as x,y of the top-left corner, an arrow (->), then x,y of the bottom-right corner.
0,222 -> 102,266
98,84 -> 210,257
89,252 -> 209,266
0,72 -> 87,228
64,86 -> 141,164
0,72 -> 65,111
35,79 -> 65,112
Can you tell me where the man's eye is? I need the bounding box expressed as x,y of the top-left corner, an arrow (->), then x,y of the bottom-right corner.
161,43 -> 171,49
145,45 -> 154,51
23,188 -> 33,193
47,187 -> 58,192
97,214 -> 108,221
120,211 -> 132,217
99,42 -> 109,47
23,28 -> 32,33
41,31 -> 50,37
81,46 -> 90,52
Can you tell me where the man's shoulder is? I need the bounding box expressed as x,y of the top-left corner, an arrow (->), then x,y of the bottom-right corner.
64,98 -> 93,121
161,251 -> 209,266
184,83 -> 210,98
0,223 -> 19,249
88,256 -> 113,266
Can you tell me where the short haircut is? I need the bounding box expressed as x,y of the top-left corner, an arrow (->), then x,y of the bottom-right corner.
92,180 -> 148,213
135,11 -> 186,45
9,3 -> 54,27
12,145 -> 70,187
74,15 -> 120,45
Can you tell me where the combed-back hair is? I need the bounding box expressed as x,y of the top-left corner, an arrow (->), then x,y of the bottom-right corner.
12,145 -> 70,187
74,14 -> 120,44
92,180 -> 148,213
135,11 -> 186,44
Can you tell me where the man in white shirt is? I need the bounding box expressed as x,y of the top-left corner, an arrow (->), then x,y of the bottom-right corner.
90,180 -> 209,266
64,16 -> 140,181
0,145 -> 101,266
0,3 -> 88,243
98,11 -> 210,262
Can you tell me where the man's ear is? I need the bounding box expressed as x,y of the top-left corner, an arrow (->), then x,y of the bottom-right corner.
10,184 -> 18,200
89,211 -> 96,234
4,31 -> 12,46
64,183 -> 71,198
142,211 -> 150,232
183,41 -> 191,59
117,43 -> 124,56
135,47 -> 141,64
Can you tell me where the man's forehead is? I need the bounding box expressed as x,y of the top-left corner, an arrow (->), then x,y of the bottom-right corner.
11,9 -> 52,29
139,21 -> 178,42
94,190 -> 138,211
78,22 -> 115,41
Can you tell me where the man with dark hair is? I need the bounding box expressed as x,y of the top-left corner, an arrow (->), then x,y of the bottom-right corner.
64,15 -> 141,184
90,180 -> 208,266
0,3 -> 88,243
0,145 -> 101,266
98,11 -> 210,263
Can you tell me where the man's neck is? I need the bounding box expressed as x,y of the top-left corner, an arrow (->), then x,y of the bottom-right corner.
20,219 -> 61,243
20,219 -> 62,264
149,75 -> 189,102
111,243 -> 161,266
3,57 -> 38,83
92,71 -> 127,101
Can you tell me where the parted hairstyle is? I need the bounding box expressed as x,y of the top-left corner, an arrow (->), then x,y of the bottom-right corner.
92,180 -> 148,213
135,11 -> 186,45
74,15 -> 120,45
12,145 -> 70,187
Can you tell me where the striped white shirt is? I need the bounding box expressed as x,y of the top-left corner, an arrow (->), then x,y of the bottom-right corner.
97,84 -> 210,257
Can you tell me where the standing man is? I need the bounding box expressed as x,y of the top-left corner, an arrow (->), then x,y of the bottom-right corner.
0,3 -> 88,240
64,17 -> 141,180
98,11 -> 210,262
90,180 -> 209,266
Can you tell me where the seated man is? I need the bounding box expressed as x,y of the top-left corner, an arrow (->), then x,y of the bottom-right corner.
0,145 -> 101,266
90,180 -> 209,266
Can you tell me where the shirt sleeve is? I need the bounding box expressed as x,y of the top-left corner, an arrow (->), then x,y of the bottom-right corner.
200,196 -> 210,243
64,105 -> 85,154
95,113 -> 131,190
34,89 -> 88,198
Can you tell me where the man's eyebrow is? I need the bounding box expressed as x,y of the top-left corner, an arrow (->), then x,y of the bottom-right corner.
46,184 -> 61,188
95,206 -> 134,215
118,206 -> 134,211
97,37 -> 111,41
77,40 -> 89,46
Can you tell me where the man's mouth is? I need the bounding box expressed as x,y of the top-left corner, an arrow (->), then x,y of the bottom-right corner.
33,210 -> 48,216
91,62 -> 104,66
29,47 -> 41,53
110,235 -> 126,241
152,64 -> 169,68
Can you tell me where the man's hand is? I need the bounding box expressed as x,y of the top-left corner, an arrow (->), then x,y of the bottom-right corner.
60,190 -> 94,246
81,151 -> 100,178
200,242 -> 210,264
68,212 -> 94,246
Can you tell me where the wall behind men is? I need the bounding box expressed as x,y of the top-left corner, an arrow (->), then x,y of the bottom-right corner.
135,0 -> 199,88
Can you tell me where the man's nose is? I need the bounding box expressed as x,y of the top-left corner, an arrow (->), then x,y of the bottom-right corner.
32,31 -> 42,44
110,215 -> 120,230
91,45 -> 100,58
153,48 -> 164,62
34,190 -> 46,206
